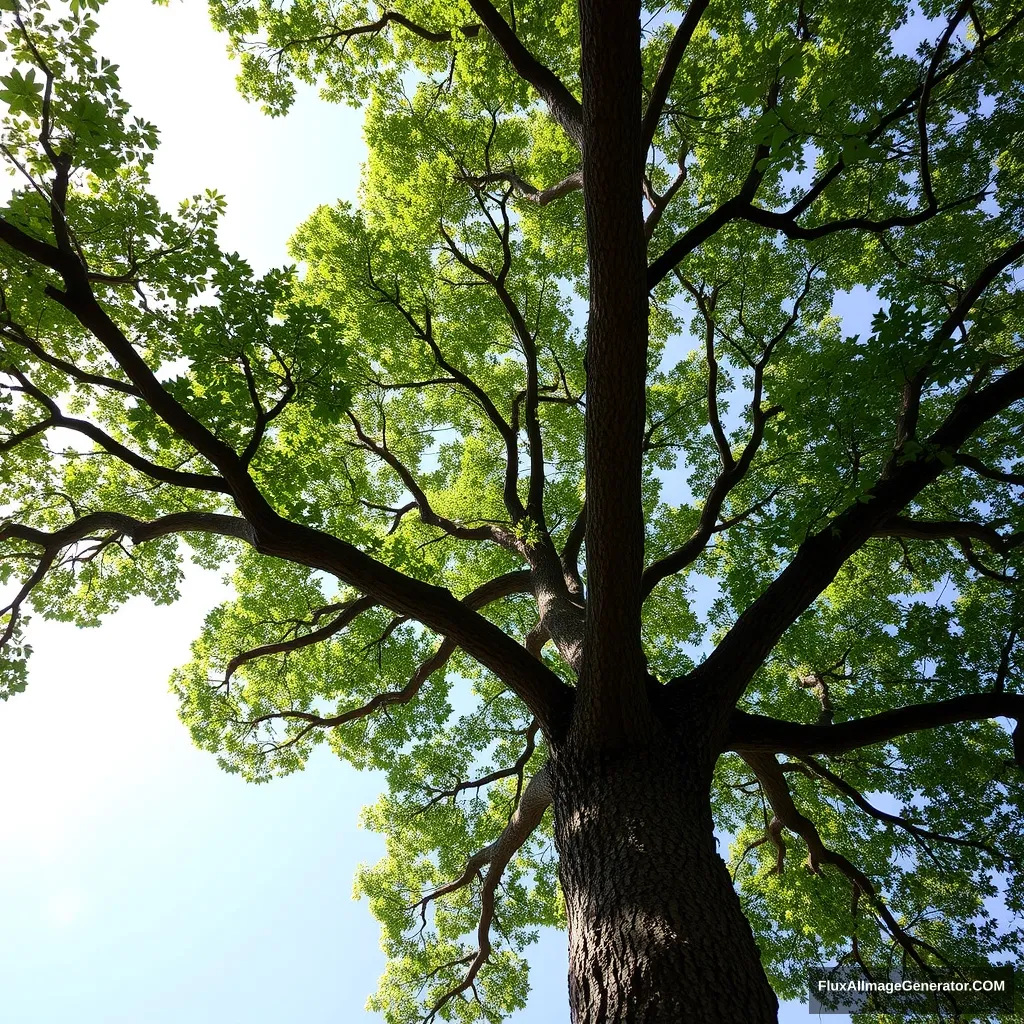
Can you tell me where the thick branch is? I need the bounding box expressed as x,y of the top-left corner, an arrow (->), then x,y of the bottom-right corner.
682,240 -> 1024,712
742,752 -> 940,971
0,510 -> 256,550
315,11 -> 481,45
726,692 -> 1024,765
2,143 -> 571,733
464,0 -> 583,148
875,516 -> 1020,552
0,511 -> 254,649
956,451 -> 1024,487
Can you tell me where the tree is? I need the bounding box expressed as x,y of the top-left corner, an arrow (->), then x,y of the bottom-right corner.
1,0 -> 1023,1019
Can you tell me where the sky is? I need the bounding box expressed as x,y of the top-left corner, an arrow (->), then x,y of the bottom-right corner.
0,2 -> 843,1022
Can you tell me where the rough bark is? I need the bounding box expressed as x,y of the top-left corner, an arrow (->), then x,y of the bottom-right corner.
552,721 -> 778,1024
577,0 -> 652,744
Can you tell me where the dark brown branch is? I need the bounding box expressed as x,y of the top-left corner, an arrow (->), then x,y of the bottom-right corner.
12,10 -> 78,260
316,11 -> 481,45
644,166 -> 687,241
642,271 -> 807,596
419,720 -> 539,812
785,8 -> 1024,220
240,570 -> 537,742
875,516 -> 1017,551
0,417 -> 52,452
726,692 -> 1024,765
648,196 -> 744,289
916,3 -> 971,215
995,622 -> 1018,694
1,365 -> 229,493
0,511 -> 256,550
467,189 -> 547,524
0,213 -> 75,275
2,153 -> 571,732
464,0 -> 583,148
0,511 -> 255,648
742,752 -> 940,972
240,356 -> 295,467
956,451 -> 1024,487
959,539 -> 1016,582
0,324 -> 140,397
891,237 -> 1024,453
799,755 -> 1014,866
456,169 -> 582,206
737,188 -> 987,244
640,0 -> 710,152
701,286 -> 731,465
223,595 -> 377,683
681,240 -> 1024,711
347,410 -> 506,544
415,764 -> 553,1023
438,215 -> 550,523
560,500 -> 586,595
648,12 -> 1024,288
369,266 -> 525,525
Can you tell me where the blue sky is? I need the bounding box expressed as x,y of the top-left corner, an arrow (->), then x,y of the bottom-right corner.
0,2 -> 845,1021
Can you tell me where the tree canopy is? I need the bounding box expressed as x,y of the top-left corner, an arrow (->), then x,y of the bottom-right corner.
1,0 -> 1023,1020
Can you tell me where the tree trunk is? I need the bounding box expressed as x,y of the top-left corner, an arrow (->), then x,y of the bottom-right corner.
552,738 -> 778,1023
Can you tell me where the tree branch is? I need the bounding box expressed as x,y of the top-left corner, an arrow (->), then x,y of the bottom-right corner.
875,515 -> 1020,552
726,692 -> 1024,765
223,595 -> 378,684
456,169 -> 582,206
441,190 -> 548,525
464,0 -> 583,148
648,13 -> 1024,288
0,511 -> 255,649
956,451 -> 1024,487
679,239 -> 1024,712
1,364 -> 230,493
742,752 -> 942,972
643,270 -> 808,597
560,500 -> 586,596
0,323 -> 140,397
368,265 -> 526,524
238,570 -> 540,744
640,0 -> 709,152
418,720 -> 539,812
303,10 -> 482,46
413,763 -> 553,1023
799,754 -> 1015,867
347,410 -> 509,545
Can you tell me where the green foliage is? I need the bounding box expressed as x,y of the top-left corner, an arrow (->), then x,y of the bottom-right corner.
2,0 -> 1024,1021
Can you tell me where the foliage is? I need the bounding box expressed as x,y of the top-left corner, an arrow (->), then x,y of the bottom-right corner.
2,0 -> 1024,1021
